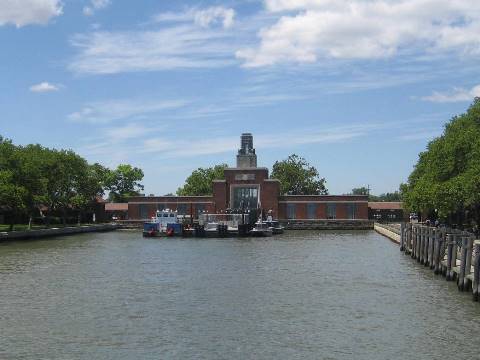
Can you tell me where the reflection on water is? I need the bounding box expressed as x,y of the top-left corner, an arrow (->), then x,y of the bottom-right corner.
1,230 -> 479,359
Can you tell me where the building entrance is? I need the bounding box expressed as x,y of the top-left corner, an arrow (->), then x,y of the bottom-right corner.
232,186 -> 259,210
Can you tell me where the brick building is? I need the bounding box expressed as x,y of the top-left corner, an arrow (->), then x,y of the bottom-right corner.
368,202 -> 404,222
128,134 -> 369,222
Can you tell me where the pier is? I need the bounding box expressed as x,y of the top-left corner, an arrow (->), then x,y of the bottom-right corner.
376,222 -> 480,302
0,223 -> 119,241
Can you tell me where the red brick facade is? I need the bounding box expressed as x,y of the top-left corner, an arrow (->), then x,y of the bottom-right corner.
127,134 -> 369,221
127,173 -> 368,221
278,195 -> 369,220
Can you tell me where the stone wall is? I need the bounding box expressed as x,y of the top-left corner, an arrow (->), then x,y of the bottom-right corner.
280,219 -> 373,230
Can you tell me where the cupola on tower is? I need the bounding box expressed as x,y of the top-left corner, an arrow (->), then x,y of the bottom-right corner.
236,133 -> 257,168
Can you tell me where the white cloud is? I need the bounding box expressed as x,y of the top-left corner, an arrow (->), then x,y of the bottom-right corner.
69,6 -> 239,74
154,6 -> 235,29
0,0 -> 62,27
237,0 -> 480,67
29,81 -> 60,93
68,98 -> 188,123
104,123 -> 153,142
69,24 -> 237,74
194,7 -> 235,29
80,122 -> 372,161
83,0 -> 111,16
421,84 -> 480,103
398,130 -> 441,141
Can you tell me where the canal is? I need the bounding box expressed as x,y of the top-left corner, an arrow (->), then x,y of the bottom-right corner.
1,230 -> 479,359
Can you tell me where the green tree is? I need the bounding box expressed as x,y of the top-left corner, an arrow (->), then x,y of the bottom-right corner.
41,149 -> 94,225
401,99 -> 480,226
71,163 -> 109,223
105,164 -> 144,202
352,187 -> 369,195
369,191 -> 402,202
0,137 -> 29,230
177,164 -> 228,196
271,154 -> 328,195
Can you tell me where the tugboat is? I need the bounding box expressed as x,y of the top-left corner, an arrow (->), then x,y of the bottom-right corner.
143,209 -> 179,237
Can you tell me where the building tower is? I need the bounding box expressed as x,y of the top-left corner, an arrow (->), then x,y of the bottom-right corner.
236,133 -> 257,168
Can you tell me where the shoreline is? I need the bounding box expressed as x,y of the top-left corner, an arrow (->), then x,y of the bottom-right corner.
0,223 -> 119,241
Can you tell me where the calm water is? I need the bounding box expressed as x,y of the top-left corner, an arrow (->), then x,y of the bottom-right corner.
1,230 -> 479,359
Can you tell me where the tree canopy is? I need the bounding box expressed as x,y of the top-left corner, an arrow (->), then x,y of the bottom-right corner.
369,191 -> 402,202
105,164 -> 144,202
351,187 -> 402,201
271,154 -> 328,195
351,187 -> 369,195
401,99 -> 480,225
0,136 -> 143,228
177,164 -> 228,196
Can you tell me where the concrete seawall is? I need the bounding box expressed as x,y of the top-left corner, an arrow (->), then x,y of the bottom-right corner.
0,224 -> 119,241
374,223 -> 400,244
281,220 -> 374,230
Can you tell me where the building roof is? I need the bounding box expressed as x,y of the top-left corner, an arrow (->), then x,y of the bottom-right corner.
105,203 -> 129,211
368,202 -> 403,210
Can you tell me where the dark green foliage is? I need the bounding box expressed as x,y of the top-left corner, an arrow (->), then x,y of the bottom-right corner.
271,154 -> 328,195
105,164 -> 144,202
177,164 -> 227,196
401,99 -> 480,225
369,191 -> 402,202
0,136 -> 143,227
352,187 -> 369,195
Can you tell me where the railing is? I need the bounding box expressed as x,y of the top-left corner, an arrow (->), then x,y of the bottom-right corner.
398,223 -> 480,302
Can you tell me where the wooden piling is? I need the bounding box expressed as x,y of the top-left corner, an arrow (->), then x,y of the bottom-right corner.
406,223 -> 412,254
417,226 -> 423,263
446,234 -> 455,281
440,228 -> 446,276
427,227 -> 434,268
423,226 -> 429,265
473,241 -> 480,302
458,236 -> 469,291
416,226 -> 421,261
421,226 -> 428,265
411,225 -> 417,259
462,236 -> 474,291
400,223 -> 405,251
433,228 -> 441,274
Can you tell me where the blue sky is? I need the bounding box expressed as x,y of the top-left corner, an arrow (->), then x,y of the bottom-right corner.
1,0 -> 479,196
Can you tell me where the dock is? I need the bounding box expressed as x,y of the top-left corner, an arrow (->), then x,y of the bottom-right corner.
375,222 -> 480,302
0,223 -> 120,241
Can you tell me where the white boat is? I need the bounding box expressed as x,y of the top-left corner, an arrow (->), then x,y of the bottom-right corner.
265,213 -> 284,234
249,218 -> 273,237
143,209 -> 179,237
204,221 -> 220,237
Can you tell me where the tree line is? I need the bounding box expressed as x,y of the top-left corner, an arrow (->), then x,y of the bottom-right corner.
350,187 -> 402,202
0,136 -> 144,230
400,99 -> 480,227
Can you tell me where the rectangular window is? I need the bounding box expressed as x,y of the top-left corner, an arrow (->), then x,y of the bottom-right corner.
347,203 -> 356,219
307,203 -> 317,219
157,203 -> 165,211
139,204 -> 148,219
327,203 -> 336,219
287,204 -> 296,219
177,204 -> 188,215
232,187 -> 258,210
196,204 -> 205,215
